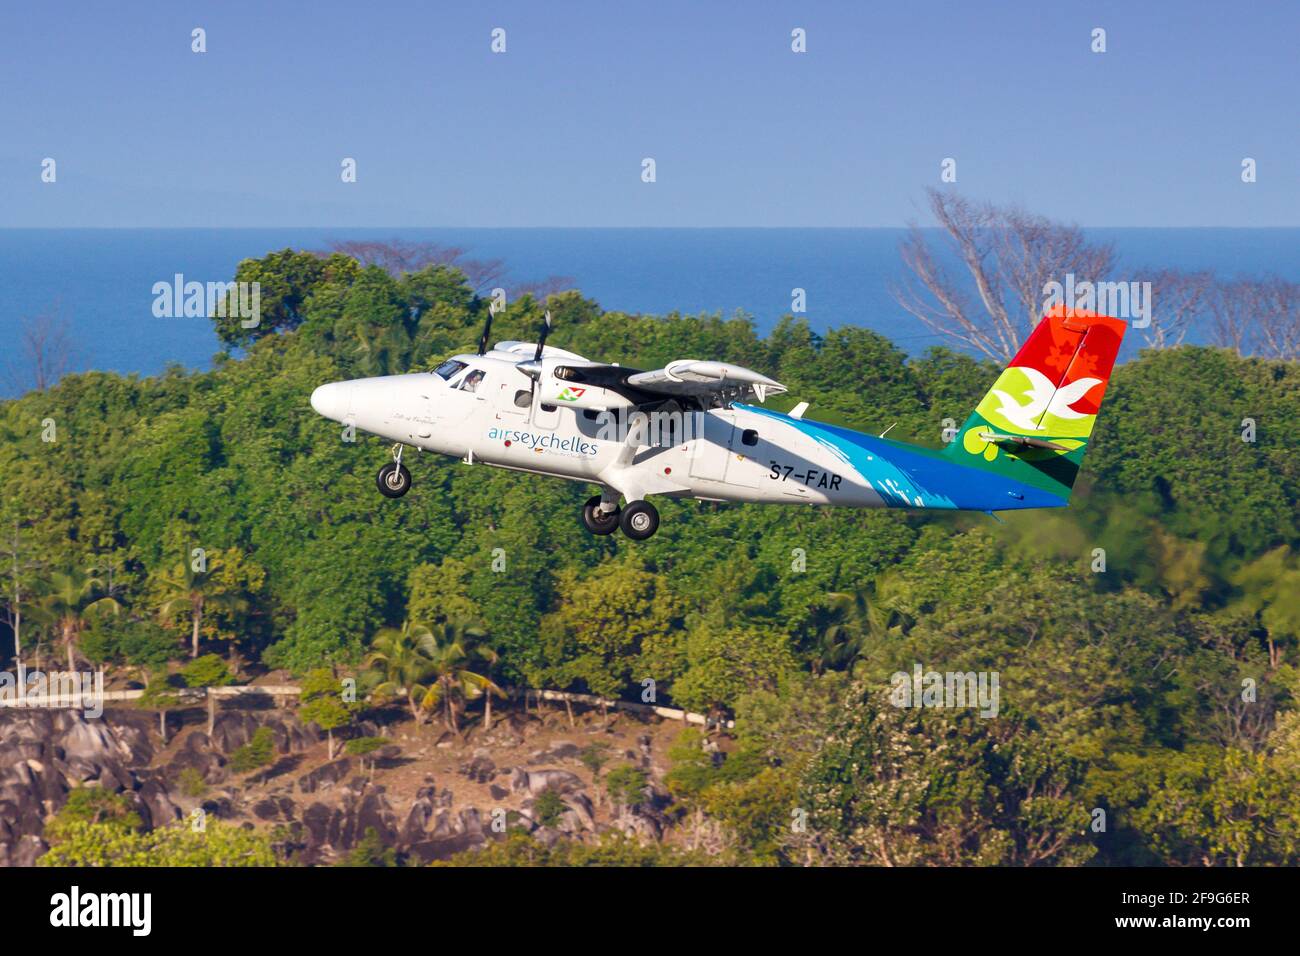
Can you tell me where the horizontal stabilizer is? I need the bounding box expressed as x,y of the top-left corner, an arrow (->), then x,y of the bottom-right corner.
976,431 -> 1069,451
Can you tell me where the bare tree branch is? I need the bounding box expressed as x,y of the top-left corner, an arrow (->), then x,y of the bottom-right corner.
4,302 -> 74,394
324,238 -> 508,292
508,276 -> 577,302
1143,269 -> 1214,349
892,190 -> 1115,361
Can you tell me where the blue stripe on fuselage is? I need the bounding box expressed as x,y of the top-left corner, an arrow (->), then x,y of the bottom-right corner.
737,404 -> 1066,511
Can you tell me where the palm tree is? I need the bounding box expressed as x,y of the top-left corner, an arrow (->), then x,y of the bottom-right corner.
364,620 -> 439,724
413,621 -> 503,733
34,567 -> 121,676
352,323 -> 410,378
473,641 -> 507,731
812,573 -> 915,673
364,620 -> 501,731
155,557 -> 247,659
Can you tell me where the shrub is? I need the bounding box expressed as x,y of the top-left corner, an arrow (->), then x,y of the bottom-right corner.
532,788 -> 567,828
177,767 -> 208,798
604,765 -> 648,809
229,726 -> 276,773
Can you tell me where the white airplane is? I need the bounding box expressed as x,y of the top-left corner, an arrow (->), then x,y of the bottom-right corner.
310,307 -> 1127,539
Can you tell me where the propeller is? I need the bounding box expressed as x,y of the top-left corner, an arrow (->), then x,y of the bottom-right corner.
476,300 -> 499,356
516,311 -> 552,402
533,310 -> 552,362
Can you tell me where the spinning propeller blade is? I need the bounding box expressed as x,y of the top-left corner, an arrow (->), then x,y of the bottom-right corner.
533,311 -> 552,362
476,301 -> 498,356
526,311 -> 553,401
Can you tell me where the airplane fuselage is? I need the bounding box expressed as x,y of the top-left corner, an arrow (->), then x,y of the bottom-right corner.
318,356 -> 888,509
311,308 -> 1125,538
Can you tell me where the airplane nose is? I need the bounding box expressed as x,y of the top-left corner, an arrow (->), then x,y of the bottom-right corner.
310,382 -> 352,420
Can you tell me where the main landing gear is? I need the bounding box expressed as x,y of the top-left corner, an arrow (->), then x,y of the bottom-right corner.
377,443 -> 412,498
581,495 -> 659,540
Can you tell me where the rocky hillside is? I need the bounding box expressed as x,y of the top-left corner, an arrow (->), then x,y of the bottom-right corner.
0,702 -> 688,866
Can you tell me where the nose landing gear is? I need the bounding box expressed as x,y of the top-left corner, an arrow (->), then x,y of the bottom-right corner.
377,443 -> 412,498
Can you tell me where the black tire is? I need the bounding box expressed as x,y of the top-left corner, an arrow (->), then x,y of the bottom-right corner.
581,495 -> 620,535
619,500 -> 659,540
377,462 -> 412,498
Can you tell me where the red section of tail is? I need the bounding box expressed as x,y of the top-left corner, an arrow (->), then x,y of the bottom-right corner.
1009,306 -> 1127,417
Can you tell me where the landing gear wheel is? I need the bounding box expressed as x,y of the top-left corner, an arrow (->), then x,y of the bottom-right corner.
619,500 -> 659,540
377,462 -> 412,498
581,495 -> 620,535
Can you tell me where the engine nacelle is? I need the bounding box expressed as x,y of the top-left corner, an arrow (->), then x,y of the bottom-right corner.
540,361 -> 638,412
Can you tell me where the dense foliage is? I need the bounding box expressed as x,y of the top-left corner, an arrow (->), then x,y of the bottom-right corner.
39,789 -> 277,867
3,248 -> 1298,866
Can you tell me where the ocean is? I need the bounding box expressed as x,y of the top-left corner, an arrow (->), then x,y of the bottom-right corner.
1,228 -> 1297,397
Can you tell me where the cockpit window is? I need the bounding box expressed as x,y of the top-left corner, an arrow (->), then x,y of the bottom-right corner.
458,369 -> 487,393
434,359 -> 468,381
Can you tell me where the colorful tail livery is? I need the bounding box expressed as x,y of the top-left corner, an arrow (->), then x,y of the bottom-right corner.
944,307 -> 1126,504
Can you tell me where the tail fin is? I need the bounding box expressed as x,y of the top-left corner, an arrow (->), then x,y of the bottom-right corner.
944,307 -> 1126,502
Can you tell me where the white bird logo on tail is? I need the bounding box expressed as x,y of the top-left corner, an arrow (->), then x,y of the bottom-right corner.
990,367 -> 1101,432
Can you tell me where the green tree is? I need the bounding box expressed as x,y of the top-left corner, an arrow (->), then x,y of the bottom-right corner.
700,766 -> 796,865
344,737 -> 391,777
33,566 -> 121,674
214,248 -> 329,346
229,726 -> 276,773
153,550 -> 257,659
136,672 -> 182,744
1227,546 -> 1300,668
181,654 -> 232,735
800,683 -> 1095,866
413,620 -> 501,733
364,620 -> 438,724
604,765 -> 649,811
1105,746 -> 1300,866
39,819 -> 279,867
338,826 -> 397,867
670,624 -> 798,716
44,787 -> 142,845
538,559 -> 683,700
532,788 -> 567,829
435,829 -> 709,867
299,668 -> 359,758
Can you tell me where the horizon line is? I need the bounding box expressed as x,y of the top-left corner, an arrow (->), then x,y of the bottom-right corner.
3,224 -> 1299,231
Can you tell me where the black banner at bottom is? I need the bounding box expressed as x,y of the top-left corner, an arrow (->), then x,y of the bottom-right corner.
3,863 -> 1280,942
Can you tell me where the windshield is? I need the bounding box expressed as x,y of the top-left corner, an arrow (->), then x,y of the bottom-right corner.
433,359 -> 468,380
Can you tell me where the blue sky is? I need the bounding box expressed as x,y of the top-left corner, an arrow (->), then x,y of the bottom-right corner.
1,0 -> 1296,227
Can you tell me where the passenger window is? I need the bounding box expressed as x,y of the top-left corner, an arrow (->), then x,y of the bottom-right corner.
741,429 -> 758,446
514,389 -> 532,408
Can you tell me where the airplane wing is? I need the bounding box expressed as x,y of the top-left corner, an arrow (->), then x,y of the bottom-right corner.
624,360 -> 787,404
